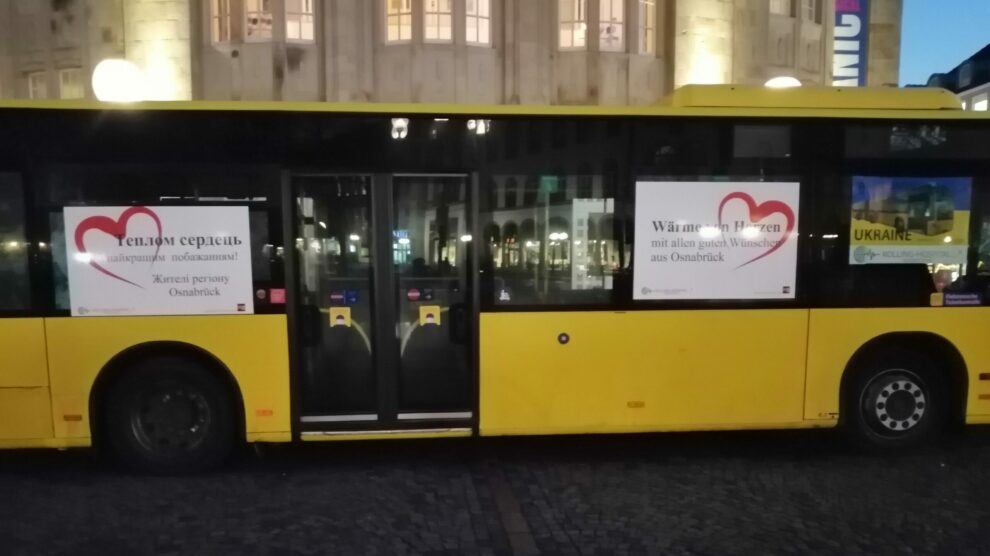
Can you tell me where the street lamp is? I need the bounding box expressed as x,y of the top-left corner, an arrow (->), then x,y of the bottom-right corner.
765,76 -> 802,89
92,59 -> 147,103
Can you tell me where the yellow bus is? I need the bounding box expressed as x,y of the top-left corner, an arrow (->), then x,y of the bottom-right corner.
1,85 -> 988,472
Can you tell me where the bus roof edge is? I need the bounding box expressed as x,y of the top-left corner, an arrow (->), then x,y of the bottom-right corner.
662,85 -> 964,111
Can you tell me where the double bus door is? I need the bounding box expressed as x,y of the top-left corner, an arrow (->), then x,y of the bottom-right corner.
291,174 -> 474,434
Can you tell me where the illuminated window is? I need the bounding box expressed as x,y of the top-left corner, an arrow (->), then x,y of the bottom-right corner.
599,0 -> 624,52
211,0 -> 231,42
58,68 -> 84,99
559,0 -> 586,50
287,0 -> 315,41
424,0 -> 453,42
975,95 -> 989,112
959,64 -> 973,89
770,0 -> 792,16
28,72 -> 47,100
387,0 -> 413,43
638,0 -> 655,54
245,0 -> 273,41
466,0 -> 491,46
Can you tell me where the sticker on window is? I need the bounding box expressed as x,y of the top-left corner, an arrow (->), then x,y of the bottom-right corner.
633,181 -> 800,300
850,176 -> 971,265
64,206 -> 255,316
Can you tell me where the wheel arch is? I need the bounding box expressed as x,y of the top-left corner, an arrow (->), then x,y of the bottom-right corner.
88,341 -> 247,450
839,332 -> 968,426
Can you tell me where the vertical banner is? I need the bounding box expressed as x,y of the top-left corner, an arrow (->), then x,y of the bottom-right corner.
64,206 -> 255,316
833,0 -> 870,86
633,181 -> 800,301
849,177 -> 972,265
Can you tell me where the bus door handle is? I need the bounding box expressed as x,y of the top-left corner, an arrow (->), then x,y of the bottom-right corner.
448,303 -> 469,345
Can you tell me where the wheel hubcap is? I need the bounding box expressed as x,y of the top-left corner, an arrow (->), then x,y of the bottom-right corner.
132,385 -> 211,455
871,377 -> 926,433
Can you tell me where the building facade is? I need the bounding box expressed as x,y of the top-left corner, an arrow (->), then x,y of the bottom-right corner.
927,44 -> 990,112
0,0 -> 902,104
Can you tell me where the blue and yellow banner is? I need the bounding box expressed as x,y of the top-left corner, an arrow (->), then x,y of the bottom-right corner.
850,176 -> 971,265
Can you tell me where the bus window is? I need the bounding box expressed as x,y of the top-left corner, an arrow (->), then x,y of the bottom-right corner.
733,125 -> 791,159
813,174 -> 983,307
0,174 -> 29,311
844,123 -> 988,160
482,172 -> 619,306
43,167 -> 277,311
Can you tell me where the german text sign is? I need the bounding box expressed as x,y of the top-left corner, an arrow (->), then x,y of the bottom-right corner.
64,206 -> 255,316
633,181 -> 800,300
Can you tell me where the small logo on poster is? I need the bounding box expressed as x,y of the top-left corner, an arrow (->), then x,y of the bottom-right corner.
237,303 -> 246,312
852,246 -> 877,264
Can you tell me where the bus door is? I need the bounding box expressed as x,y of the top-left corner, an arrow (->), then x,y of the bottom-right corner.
291,174 -> 474,433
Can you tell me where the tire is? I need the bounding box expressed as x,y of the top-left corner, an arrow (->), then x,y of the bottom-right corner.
104,356 -> 237,473
843,349 -> 947,451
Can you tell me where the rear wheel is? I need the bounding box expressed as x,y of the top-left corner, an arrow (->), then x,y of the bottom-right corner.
104,357 -> 236,473
844,350 -> 946,450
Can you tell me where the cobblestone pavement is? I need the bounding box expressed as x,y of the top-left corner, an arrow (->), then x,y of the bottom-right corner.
1,428 -> 989,555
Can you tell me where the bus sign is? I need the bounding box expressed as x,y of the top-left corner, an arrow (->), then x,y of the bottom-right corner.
64,206 -> 255,317
633,180 -> 800,300
849,176 -> 971,265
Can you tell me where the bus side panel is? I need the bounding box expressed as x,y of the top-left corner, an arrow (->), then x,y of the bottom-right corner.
0,318 -> 49,387
804,308 -> 990,422
0,389 -> 54,440
44,315 -> 292,440
0,318 -> 54,440
479,310 -> 809,436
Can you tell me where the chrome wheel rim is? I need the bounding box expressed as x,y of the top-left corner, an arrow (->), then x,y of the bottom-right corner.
861,369 -> 928,437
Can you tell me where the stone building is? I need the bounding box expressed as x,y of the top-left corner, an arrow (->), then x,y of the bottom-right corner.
927,44 -> 990,112
0,0 -> 902,104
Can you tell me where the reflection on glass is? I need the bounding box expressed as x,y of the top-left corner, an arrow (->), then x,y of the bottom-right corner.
0,174 -> 29,310
393,176 -> 471,412
295,176 -> 376,414
483,174 -> 619,305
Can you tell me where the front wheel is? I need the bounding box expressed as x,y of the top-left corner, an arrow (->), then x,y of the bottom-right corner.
104,357 -> 237,473
843,350 -> 946,450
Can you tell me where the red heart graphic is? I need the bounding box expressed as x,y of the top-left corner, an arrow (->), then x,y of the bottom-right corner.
74,206 -> 162,288
718,192 -> 795,269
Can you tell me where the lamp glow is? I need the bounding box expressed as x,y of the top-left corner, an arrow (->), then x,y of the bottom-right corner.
92,59 -> 147,103
765,76 -> 802,89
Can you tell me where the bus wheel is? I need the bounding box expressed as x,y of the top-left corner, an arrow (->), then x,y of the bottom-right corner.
844,350 -> 946,450
104,357 -> 236,473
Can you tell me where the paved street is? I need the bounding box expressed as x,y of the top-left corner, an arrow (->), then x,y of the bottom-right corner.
1,428 -> 989,555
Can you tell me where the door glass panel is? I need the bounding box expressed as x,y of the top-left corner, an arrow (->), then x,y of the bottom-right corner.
295,176 -> 376,415
393,176 -> 471,412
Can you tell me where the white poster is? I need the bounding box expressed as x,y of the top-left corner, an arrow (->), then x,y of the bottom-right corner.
64,206 -> 255,316
633,181 -> 800,300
